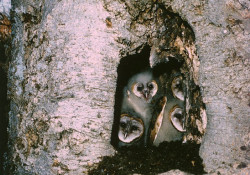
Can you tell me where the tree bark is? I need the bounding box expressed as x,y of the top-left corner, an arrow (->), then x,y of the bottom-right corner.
6,0 -> 249,174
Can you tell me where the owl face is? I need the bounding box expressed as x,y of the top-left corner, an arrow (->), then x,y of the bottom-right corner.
118,115 -> 144,143
129,71 -> 158,102
171,75 -> 184,101
169,105 -> 186,132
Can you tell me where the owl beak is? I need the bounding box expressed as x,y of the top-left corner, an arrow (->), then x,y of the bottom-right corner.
124,132 -> 128,139
143,90 -> 150,100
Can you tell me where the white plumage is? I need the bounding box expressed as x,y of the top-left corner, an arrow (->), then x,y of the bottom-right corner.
118,115 -> 144,144
120,69 -> 161,146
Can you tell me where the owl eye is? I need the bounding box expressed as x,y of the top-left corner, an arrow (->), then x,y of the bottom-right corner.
175,81 -> 182,89
174,113 -> 182,120
131,125 -> 139,131
148,83 -> 154,90
120,122 -> 126,128
136,83 -> 144,91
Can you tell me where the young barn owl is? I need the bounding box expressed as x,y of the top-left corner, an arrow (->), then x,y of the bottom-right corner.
120,69 -> 162,146
150,74 -> 186,146
118,114 -> 144,148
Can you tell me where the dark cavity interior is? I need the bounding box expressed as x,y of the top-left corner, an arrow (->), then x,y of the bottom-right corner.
0,47 -> 9,175
111,46 -> 151,147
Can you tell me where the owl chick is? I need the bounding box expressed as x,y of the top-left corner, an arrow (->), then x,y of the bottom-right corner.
118,114 -> 144,148
121,69 -> 162,146
171,75 -> 184,101
151,74 -> 186,146
151,98 -> 186,146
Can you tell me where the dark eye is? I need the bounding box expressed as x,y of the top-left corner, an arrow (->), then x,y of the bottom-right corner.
148,83 -> 154,90
131,125 -> 138,131
120,122 -> 126,128
174,113 -> 182,119
175,81 -> 182,89
137,83 -> 143,91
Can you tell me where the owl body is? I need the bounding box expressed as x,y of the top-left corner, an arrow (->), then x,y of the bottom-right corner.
152,96 -> 184,146
120,69 -> 162,146
151,74 -> 186,146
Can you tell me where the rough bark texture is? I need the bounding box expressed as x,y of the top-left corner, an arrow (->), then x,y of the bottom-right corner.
8,0 -> 118,174
0,0 -> 11,15
6,0 -> 250,174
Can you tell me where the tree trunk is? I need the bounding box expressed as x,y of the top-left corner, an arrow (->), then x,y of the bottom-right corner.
5,0 -> 249,174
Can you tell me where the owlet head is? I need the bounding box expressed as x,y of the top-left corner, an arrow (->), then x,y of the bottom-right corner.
118,114 -> 144,143
171,75 -> 184,101
169,106 -> 186,132
130,71 -> 158,102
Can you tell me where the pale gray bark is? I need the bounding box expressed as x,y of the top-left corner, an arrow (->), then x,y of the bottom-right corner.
8,0 -> 118,174
6,0 -> 250,174
0,0 -> 11,16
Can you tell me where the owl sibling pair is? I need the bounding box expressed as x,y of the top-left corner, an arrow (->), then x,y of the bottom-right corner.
118,69 -> 186,148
